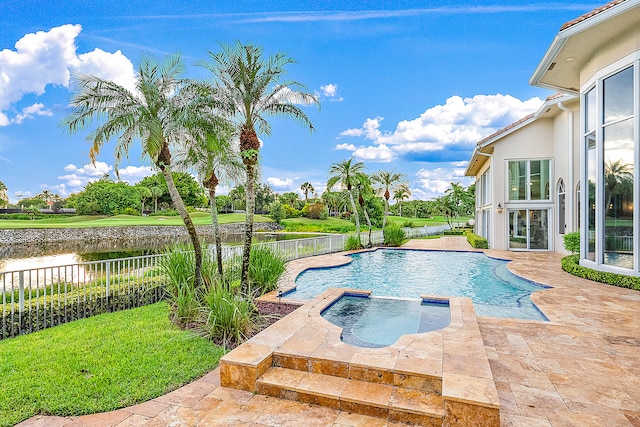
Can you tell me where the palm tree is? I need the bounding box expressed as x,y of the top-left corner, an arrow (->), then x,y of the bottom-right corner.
175,129 -> 243,275
149,185 -> 164,213
445,182 -> 472,228
138,186 -> 152,215
0,180 -> 9,208
65,53 -> 206,288
202,42 -> 319,288
393,184 -> 411,217
228,185 -> 246,211
300,182 -> 314,201
327,158 -> 368,243
372,170 -> 405,229
353,177 -> 374,247
604,159 -> 633,214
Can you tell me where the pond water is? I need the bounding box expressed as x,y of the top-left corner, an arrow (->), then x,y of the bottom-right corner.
0,232 -> 316,272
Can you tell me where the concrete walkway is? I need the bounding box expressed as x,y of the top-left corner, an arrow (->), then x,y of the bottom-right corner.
18,237 -> 640,426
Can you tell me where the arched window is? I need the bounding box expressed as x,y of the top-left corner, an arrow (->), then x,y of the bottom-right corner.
557,179 -> 565,235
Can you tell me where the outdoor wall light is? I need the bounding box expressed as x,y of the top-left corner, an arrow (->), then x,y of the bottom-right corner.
496,203 -> 503,213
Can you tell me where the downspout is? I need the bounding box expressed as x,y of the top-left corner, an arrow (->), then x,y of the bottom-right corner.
476,150 -> 495,249
558,102 -> 574,233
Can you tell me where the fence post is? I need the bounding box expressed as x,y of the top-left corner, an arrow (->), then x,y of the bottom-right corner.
18,271 -> 25,313
105,262 -> 110,305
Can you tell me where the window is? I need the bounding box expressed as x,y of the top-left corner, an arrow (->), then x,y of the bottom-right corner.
508,160 -> 551,201
479,168 -> 491,206
581,63 -> 636,271
557,179 -> 565,235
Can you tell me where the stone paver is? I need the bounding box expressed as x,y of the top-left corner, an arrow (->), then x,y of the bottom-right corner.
17,236 -> 640,426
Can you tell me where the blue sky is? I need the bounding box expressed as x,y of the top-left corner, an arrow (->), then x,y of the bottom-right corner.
0,1 -> 601,204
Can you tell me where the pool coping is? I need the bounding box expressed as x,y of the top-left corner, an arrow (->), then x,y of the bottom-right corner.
221,287 -> 500,426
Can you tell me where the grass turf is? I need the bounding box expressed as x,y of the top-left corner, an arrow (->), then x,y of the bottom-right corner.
0,302 -> 223,427
0,212 -> 272,229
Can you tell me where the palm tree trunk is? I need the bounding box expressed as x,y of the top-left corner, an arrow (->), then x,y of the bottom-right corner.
363,207 -> 373,247
382,197 -> 389,230
208,186 -> 223,276
161,166 -> 203,288
348,190 -> 361,241
241,162 -> 257,289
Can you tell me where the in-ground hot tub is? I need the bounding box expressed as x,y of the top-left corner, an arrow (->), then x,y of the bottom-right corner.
320,293 -> 451,348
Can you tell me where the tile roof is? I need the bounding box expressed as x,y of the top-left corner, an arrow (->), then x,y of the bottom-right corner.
560,0 -> 627,31
476,113 -> 535,146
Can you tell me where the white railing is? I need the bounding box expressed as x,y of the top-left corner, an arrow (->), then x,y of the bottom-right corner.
1,225 -> 446,339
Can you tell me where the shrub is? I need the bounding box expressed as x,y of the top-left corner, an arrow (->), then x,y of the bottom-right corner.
563,231 -> 580,254
467,232 -> 489,249
562,254 -> 640,291
306,202 -> 328,220
150,209 -> 178,216
269,201 -> 284,224
282,204 -> 302,219
383,225 -> 407,247
402,220 -> 415,228
443,229 -> 465,236
199,279 -> 261,349
345,234 -> 363,251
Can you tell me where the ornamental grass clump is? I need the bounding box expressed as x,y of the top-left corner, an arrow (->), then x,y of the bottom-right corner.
383,225 -> 407,247
345,234 -> 363,250
199,279 -> 262,348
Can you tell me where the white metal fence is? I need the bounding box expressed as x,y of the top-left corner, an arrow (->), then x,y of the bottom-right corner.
1,225 -> 447,339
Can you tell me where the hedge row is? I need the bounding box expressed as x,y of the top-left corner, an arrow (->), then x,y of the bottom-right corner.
466,232 -> 489,249
443,230 -> 465,236
561,254 -> 640,291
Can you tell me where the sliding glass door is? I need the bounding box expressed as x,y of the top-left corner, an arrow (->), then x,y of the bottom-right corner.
508,209 -> 550,250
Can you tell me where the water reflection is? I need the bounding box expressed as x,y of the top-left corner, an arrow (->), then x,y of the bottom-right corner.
0,232 -> 318,272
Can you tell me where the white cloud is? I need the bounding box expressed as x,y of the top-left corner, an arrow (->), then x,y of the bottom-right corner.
57,161 -> 113,192
321,84 -> 337,97
266,177 -> 295,189
13,103 -> 53,124
0,24 -> 136,126
412,165 -> 474,200
352,144 -> 394,162
335,143 -> 357,151
339,94 -> 542,163
117,165 -> 155,183
317,83 -> 343,102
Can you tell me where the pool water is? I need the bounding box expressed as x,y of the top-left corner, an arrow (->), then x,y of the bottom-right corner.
321,295 -> 450,348
288,249 -> 549,321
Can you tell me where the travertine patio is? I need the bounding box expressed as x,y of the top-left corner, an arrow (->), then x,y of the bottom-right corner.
19,236 -> 640,426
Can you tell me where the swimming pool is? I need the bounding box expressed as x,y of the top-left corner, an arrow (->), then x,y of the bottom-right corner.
321,294 -> 451,348
286,249 -> 550,321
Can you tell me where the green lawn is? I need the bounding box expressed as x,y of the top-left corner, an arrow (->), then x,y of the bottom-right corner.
0,212 -> 272,229
280,216 -> 356,233
0,302 -> 223,427
386,215 -> 464,227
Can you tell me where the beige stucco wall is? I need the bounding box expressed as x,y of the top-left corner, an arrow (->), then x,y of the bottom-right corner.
580,25 -> 640,87
472,103 -> 580,253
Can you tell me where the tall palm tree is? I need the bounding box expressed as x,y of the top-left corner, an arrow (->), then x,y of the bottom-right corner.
604,159 -> 633,214
149,185 -> 164,213
353,177 -> 374,247
372,170 -> 405,229
65,53 -> 206,288
0,180 -> 8,208
138,186 -> 152,215
175,129 -> 243,275
300,182 -> 314,201
327,158 -> 368,243
393,183 -> 411,217
445,182 -> 472,228
202,42 -> 319,288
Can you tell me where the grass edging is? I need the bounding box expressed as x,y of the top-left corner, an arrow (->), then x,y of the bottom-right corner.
0,302 -> 223,427
561,254 -> 640,291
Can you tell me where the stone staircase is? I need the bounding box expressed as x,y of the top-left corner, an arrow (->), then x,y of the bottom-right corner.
256,350 -> 445,426
219,288 -> 500,427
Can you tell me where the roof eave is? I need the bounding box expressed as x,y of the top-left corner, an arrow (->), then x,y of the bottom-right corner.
529,0 -> 638,91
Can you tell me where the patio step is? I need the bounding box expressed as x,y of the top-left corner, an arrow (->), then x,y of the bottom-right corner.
256,367 -> 444,426
272,349 -> 443,395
